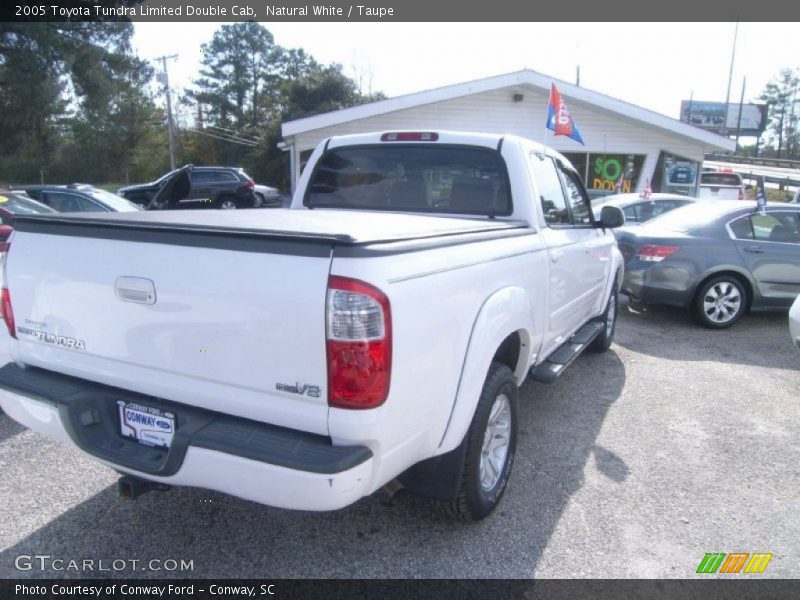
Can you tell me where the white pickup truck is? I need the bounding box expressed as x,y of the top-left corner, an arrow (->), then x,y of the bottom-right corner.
0,131 -> 624,521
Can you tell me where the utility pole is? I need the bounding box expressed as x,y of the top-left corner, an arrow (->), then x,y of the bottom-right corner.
723,22 -> 739,138
154,54 -> 179,170
734,77 -> 746,153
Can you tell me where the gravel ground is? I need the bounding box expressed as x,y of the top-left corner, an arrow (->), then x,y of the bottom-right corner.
0,299 -> 798,579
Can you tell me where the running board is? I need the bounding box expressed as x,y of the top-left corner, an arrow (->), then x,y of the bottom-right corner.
530,321 -> 604,383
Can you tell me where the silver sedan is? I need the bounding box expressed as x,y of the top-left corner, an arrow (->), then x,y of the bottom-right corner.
617,201 -> 800,328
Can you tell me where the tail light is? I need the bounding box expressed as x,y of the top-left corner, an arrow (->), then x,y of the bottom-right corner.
0,247 -> 15,338
244,180 -> 255,190
738,188 -> 745,200
326,276 -> 391,409
636,244 -> 681,262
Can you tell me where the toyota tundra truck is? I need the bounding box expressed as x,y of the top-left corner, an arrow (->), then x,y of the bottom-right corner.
0,131 -> 624,521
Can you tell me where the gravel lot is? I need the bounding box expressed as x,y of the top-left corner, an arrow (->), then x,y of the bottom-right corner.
1,299 -> 798,579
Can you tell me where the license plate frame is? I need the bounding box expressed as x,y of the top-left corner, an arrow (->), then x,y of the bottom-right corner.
117,400 -> 176,449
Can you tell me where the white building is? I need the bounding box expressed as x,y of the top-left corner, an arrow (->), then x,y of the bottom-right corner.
281,69 -> 735,195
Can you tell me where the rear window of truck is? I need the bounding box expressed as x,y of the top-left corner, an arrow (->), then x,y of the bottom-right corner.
700,172 -> 742,187
305,145 -> 512,216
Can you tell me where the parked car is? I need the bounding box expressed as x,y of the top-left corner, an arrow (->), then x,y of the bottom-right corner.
15,184 -> 141,213
697,170 -> 745,200
118,166 -> 257,210
593,193 -> 697,226
617,200 -> 800,328
0,131 -> 625,521
253,184 -> 282,207
0,190 -> 56,250
790,294 -> 800,348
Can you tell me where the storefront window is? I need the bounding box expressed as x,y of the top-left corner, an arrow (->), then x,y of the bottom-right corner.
561,153 -> 646,194
652,151 -> 698,196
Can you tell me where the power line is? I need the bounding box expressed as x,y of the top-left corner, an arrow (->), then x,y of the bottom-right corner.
187,128 -> 258,147
206,125 -> 261,143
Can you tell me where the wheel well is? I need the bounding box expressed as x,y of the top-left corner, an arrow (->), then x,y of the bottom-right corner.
492,332 -> 521,374
694,271 -> 753,310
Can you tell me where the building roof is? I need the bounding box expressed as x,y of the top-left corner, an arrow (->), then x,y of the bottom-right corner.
282,69 -> 736,152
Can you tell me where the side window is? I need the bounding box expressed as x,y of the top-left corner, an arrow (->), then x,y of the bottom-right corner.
559,167 -> 593,226
729,216 -> 754,239
45,192 -> 83,212
203,171 -> 237,183
74,195 -> 104,212
623,205 -> 639,222
529,154 -> 570,226
753,212 -> 800,243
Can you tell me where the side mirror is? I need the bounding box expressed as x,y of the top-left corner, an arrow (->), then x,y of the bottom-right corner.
597,205 -> 625,229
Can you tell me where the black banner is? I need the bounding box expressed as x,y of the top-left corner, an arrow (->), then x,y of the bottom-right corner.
4,0 -> 800,22
2,579 -> 800,600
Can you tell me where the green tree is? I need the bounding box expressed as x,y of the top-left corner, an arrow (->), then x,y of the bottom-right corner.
759,68 -> 800,159
187,24 -> 385,191
0,22 -> 163,184
193,22 -> 284,129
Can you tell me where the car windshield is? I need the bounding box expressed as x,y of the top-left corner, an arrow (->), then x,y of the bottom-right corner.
87,189 -> 142,211
640,201 -> 746,232
0,192 -> 57,214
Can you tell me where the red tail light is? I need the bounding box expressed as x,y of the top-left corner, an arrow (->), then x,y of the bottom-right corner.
326,276 -> 391,409
1,288 -> 14,338
0,241 -> 14,338
244,180 -> 255,190
636,244 -> 681,262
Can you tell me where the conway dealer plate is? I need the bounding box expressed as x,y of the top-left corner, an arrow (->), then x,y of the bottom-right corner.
117,400 -> 176,448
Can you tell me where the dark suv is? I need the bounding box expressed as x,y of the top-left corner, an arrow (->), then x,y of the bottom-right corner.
118,166 -> 256,210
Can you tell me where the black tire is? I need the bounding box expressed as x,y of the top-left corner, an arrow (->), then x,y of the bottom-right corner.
217,196 -> 238,210
693,275 -> 747,329
589,277 -> 618,353
443,362 -> 518,521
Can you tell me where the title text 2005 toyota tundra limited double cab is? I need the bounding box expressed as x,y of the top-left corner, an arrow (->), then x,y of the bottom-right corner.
0,132 -> 624,520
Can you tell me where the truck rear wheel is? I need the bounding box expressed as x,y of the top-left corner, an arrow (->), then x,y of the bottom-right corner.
443,362 -> 518,521
588,276 -> 618,353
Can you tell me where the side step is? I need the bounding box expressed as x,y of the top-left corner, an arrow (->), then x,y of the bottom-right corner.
530,321 -> 604,383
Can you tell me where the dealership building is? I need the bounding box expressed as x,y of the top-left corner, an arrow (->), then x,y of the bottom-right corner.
281,69 -> 735,195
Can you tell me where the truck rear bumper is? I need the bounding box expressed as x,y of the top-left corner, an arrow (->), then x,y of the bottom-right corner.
0,364 -> 374,511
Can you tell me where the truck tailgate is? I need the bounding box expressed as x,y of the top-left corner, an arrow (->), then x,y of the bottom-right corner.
6,221 -> 334,435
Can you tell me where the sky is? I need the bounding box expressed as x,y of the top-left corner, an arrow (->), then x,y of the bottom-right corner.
132,22 -> 800,126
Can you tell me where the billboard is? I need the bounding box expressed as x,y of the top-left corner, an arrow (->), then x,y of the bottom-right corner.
680,101 -> 768,136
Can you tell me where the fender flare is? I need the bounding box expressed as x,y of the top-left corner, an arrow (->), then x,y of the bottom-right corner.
437,285 -> 536,454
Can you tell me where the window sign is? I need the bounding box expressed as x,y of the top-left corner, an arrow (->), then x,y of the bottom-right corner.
588,154 -> 645,194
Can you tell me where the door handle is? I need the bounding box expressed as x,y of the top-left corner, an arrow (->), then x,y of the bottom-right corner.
550,249 -> 564,262
743,246 -> 764,254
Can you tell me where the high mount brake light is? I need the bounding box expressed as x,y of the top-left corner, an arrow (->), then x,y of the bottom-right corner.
380,132 -> 439,142
326,276 -> 391,409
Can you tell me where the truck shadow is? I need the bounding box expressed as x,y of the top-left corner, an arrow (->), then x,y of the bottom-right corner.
0,411 -> 26,444
0,351 -> 626,579
615,297 -> 799,371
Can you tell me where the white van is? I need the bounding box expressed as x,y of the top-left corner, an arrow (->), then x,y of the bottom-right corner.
698,171 -> 745,200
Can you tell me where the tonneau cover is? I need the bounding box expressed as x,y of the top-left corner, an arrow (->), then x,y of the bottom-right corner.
12,208 -> 527,246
